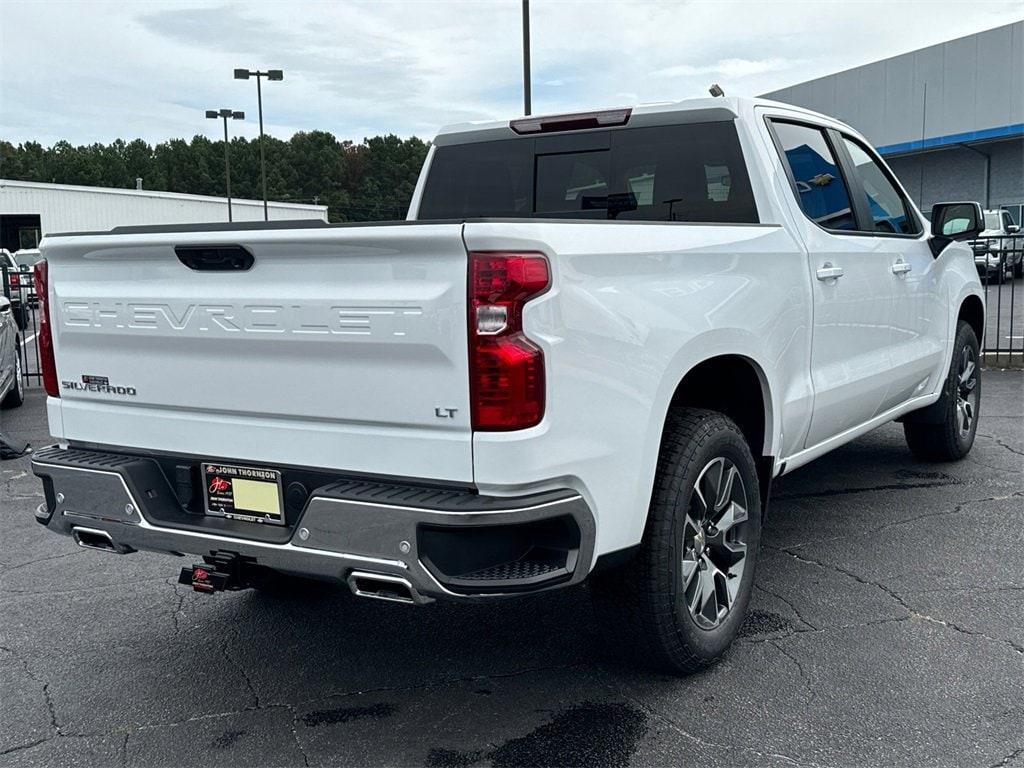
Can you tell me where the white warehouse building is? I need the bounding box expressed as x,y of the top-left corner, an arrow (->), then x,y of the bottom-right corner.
0,179 -> 328,252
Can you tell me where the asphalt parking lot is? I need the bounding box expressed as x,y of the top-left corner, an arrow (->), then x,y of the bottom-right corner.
2,375 -> 1022,768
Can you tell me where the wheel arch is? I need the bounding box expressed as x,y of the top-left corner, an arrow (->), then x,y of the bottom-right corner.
660,353 -> 775,511
666,354 -> 773,457
958,294 -> 984,345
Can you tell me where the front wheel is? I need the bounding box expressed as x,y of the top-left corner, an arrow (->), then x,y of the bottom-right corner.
903,320 -> 980,461
590,409 -> 761,674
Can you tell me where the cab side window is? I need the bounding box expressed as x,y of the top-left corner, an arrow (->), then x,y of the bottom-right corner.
772,121 -> 857,231
840,136 -> 922,235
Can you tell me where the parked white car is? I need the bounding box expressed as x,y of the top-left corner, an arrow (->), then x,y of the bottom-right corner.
0,294 -> 24,410
30,97 -> 985,673
972,208 -> 1022,282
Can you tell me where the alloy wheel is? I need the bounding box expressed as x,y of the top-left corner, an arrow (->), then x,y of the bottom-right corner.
956,345 -> 978,438
680,457 -> 749,630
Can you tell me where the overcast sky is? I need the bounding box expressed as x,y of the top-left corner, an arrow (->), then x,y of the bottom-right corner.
1,1 -> 1021,147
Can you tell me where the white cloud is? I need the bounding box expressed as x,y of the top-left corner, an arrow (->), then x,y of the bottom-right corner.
1,0 -> 1021,146
654,57 -> 798,79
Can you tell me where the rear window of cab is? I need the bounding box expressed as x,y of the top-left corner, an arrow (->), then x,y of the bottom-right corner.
418,122 -> 759,224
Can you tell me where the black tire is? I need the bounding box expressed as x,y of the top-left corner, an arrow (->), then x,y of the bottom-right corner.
1,342 -> 24,409
1014,260 -> 1023,280
590,408 -> 761,675
903,320 -> 980,461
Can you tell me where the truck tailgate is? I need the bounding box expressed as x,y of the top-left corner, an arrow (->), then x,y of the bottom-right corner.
42,224 -> 474,482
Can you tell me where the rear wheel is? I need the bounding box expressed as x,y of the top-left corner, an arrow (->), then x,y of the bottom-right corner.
590,409 -> 761,674
903,320 -> 980,461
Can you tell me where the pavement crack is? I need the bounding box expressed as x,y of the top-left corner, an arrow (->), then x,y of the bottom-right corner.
42,683 -> 61,734
774,478 -> 961,501
2,642 -> 63,738
910,612 -> 1024,657
771,639 -> 816,704
977,432 -> 1024,458
0,737 -> 51,757
754,582 -> 819,630
768,545 -> 1024,658
989,747 -> 1024,768
220,640 -> 261,710
781,495 -> 1008,552
0,548 -> 83,577
287,705 -> 311,767
768,544 -> 913,615
165,578 -> 187,634
740,614 -> 910,647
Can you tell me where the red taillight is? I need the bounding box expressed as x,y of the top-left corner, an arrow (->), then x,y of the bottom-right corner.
468,252 -> 549,430
9,272 -> 20,289
33,259 -> 59,397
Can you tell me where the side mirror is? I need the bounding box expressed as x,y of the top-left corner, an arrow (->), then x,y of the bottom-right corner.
929,201 -> 984,257
1008,224 -> 1021,234
0,296 -> 11,314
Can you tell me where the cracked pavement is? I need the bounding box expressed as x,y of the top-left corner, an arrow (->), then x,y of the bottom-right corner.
1,372 -> 1022,768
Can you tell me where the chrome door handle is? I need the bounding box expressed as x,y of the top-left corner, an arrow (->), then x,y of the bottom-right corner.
891,259 -> 912,275
816,263 -> 844,281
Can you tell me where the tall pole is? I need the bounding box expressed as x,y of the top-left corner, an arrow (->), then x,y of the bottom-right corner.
522,0 -> 531,116
256,73 -> 268,221
222,116 -> 233,222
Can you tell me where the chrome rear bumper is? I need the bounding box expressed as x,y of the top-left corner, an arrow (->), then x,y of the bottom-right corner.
31,445 -> 595,601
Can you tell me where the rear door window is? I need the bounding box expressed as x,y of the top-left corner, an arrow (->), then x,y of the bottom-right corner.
419,122 -> 758,223
771,121 -> 856,231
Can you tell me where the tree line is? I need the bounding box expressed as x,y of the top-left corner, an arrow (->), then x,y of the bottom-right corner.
0,132 -> 430,222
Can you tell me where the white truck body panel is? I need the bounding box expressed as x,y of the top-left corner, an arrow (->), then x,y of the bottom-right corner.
37,95 -> 984,569
42,224 -> 475,482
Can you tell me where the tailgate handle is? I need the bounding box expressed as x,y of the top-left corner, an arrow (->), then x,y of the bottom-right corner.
175,245 -> 254,272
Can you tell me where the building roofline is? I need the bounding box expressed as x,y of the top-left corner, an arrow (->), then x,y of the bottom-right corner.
760,20 -> 1023,97
0,178 -> 327,212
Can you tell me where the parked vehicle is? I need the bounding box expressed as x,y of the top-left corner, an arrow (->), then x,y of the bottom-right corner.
0,295 -> 25,409
30,97 -> 985,674
1,249 -> 28,330
971,209 -> 1022,282
12,248 -> 41,306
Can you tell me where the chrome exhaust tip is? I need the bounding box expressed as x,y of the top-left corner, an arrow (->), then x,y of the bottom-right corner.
347,571 -> 428,605
71,526 -> 133,555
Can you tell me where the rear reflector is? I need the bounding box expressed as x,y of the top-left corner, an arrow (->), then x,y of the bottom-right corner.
510,108 -> 632,135
468,252 -> 549,430
33,259 -> 59,397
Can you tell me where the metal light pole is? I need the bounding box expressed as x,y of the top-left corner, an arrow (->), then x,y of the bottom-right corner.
205,109 -> 244,222
234,68 -> 284,221
522,0 -> 531,116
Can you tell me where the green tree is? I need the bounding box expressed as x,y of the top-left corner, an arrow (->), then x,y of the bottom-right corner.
0,131 -> 431,222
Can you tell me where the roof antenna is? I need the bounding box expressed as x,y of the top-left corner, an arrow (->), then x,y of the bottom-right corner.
708,83 -> 725,97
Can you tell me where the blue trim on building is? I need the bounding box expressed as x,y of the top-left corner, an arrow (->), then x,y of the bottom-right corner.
876,123 -> 1024,156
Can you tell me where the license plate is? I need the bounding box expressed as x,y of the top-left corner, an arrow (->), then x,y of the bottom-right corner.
202,462 -> 284,525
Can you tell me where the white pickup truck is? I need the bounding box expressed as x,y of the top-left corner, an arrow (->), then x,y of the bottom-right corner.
31,97 -> 986,674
